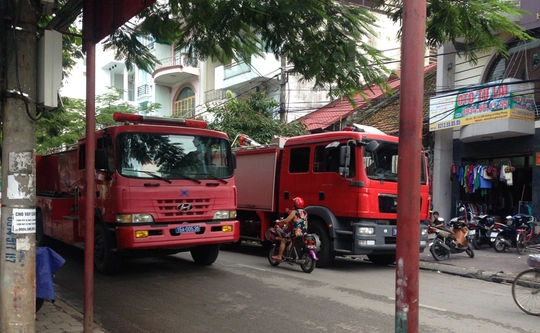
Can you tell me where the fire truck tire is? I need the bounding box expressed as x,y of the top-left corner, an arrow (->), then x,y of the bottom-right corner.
309,221 -> 334,268
36,210 -> 51,246
367,254 -> 396,266
94,223 -> 120,274
191,244 -> 220,265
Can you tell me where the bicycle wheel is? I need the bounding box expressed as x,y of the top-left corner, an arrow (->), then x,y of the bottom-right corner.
516,232 -> 526,255
512,269 -> 540,316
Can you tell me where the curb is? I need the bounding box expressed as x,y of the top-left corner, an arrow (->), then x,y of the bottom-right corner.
419,260 -> 517,284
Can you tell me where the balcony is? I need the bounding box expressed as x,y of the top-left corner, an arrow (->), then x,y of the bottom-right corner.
137,84 -> 151,97
214,55 -> 280,91
152,54 -> 199,87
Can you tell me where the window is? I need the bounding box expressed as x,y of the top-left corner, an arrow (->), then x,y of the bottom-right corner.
117,133 -> 233,180
174,87 -> 195,118
289,147 -> 310,173
314,144 -> 356,177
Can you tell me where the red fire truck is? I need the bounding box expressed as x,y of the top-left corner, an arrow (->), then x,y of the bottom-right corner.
234,128 -> 430,267
36,113 -> 239,274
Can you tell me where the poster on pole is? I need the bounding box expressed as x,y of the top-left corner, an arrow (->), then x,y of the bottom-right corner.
429,78 -> 535,132
12,208 -> 36,234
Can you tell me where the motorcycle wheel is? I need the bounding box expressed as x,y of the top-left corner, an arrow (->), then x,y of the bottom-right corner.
494,234 -> 506,253
429,240 -> 448,261
471,234 -> 480,250
267,245 -> 281,266
466,244 -> 475,258
300,251 -> 315,273
516,233 -> 526,255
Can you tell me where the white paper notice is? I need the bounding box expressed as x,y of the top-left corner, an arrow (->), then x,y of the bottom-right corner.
12,208 -> 36,234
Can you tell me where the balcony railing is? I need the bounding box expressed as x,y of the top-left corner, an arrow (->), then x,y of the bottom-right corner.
224,62 -> 250,79
204,89 -> 226,103
137,84 -> 150,97
155,54 -> 199,71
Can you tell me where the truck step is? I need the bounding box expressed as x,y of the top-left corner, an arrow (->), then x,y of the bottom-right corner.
334,229 -> 353,235
62,215 -> 79,220
73,242 -> 84,249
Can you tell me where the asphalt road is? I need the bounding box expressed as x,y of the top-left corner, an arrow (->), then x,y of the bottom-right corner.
49,242 -> 539,333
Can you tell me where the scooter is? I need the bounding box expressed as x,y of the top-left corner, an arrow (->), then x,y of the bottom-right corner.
266,227 -> 319,273
489,214 -> 531,252
469,214 -> 495,250
430,216 -> 474,261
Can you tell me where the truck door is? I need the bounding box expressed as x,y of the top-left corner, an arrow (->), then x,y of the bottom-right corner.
310,143 -> 358,216
278,146 -> 314,212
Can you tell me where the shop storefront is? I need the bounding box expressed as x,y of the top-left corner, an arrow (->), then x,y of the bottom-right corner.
451,135 -> 537,219
431,32 -> 540,220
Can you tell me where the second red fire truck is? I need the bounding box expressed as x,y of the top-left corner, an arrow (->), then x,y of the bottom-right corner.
233,127 -> 430,267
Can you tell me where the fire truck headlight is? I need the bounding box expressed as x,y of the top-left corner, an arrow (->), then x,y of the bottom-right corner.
116,214 -> 154,223
358,227 -> 374,235
213,210 -> 237,219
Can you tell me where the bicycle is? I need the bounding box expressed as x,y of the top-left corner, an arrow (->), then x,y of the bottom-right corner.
512,254 -> 540,316
516,217 -> 538,255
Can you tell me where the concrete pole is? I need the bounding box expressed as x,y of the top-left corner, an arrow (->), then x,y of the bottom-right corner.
395,0 -> 426,332
0,0 -> 37,332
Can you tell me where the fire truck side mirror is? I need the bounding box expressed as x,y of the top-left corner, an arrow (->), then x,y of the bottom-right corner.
364,140 -> 379,153
231,153 -> 237,169
95,149 -> 109,171
339,145 -> 350,178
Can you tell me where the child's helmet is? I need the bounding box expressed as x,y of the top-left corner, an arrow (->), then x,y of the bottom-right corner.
292,197 -> 305,209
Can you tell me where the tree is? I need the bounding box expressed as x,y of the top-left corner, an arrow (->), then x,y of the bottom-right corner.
100,0 -> 532,101
207,91 -> 308,145
377,0 -> 533,63
36,87 -> 160,154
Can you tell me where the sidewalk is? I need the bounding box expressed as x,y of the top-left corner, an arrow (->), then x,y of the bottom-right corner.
36,299 -> 111,333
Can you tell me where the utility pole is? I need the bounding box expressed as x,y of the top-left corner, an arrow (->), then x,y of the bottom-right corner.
279,54 -> 287,123
0,0 -> 38,332
395,0 -> 426,333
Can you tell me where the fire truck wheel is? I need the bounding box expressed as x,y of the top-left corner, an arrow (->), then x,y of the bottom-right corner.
191,244 -> 220,265
309,221 -> 334,268
36,210 -> 51,247
94,223 -> 120,274
367,254 -> 396,266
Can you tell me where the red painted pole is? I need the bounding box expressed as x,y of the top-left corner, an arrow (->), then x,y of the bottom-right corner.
83,2 -> 96,332
395,0 -> 426,332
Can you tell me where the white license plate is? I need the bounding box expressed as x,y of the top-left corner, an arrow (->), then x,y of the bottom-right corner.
468,229 -> 476,235
490,232 -> 498,238
428,233 -> 436,239
176,225 -> 201,233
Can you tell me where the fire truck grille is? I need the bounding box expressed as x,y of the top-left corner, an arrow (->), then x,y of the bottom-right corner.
156,198 -> 210,218
378,195 -> 397,214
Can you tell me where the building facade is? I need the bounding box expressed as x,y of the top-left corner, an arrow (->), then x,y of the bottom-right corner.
431,1 -> 540,221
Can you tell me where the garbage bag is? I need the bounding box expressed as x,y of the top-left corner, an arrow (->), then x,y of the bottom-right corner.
36,247 -> 65,301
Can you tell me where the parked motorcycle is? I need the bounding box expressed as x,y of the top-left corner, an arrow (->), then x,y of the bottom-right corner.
468,214 -> 495,250
430,216 -> 474,261
489,214 -> 531,253
266,227 -> 319,273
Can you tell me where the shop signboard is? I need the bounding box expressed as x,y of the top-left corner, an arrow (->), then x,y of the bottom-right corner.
429,78 -> 535,132
520,0 -> 540,30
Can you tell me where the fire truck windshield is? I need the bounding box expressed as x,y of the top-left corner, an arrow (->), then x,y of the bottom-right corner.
117,132 -> 233,181
364,141 -> 426,183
